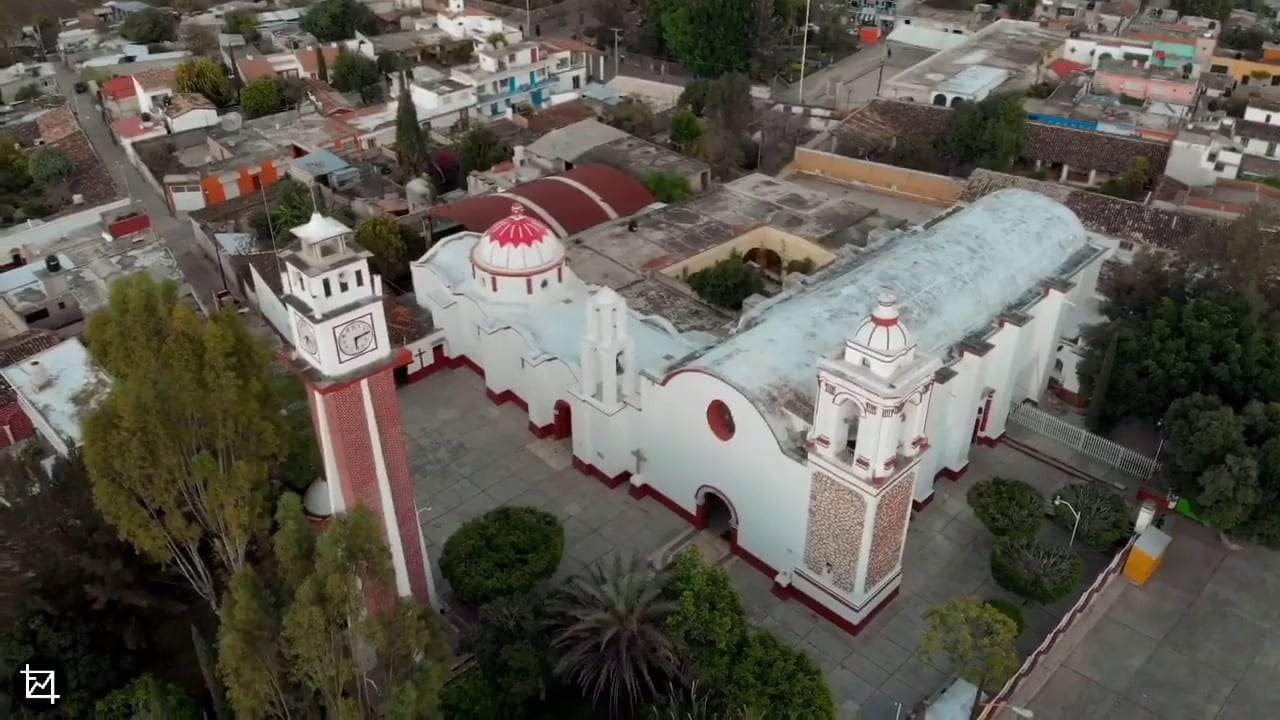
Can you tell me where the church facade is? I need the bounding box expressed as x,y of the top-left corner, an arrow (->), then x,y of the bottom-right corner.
411,189 -> 1106,632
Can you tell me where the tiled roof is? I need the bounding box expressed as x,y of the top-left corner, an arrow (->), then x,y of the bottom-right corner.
1235,119 -> 1280,144
521,100 -> 597,134
961,169 -> 1222,250
295,45 -> 341,77
0,330 -> 61,406
35,107 -> 78,144
165,92 -> 214,117
100,76 -> 137,100
49,131 -> 118,207
1047,58 -> 1089,78
540,37 -> 603,55
834,99 -> 1171,175
132,68 -> 175,91
237,55 -> 277,82
1239,154 -> 1280,177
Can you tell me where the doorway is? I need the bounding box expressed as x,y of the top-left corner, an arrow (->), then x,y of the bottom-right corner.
553,399 -> 572,439
697,487 -> 738,542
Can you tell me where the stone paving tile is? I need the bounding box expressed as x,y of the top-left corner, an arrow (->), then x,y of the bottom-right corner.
1063,617 -> 1159,694
1163,597 -> 1266,681
840,651 -> 892,688
889,657 -> 948,696
1123,646 -> 1237,720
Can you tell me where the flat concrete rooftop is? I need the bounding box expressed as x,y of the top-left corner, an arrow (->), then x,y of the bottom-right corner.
888,19 -> 1066,91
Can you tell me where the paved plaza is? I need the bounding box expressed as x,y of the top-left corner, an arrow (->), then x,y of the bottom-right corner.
1025,516 -> 1280,720
401,369 -> 1104,718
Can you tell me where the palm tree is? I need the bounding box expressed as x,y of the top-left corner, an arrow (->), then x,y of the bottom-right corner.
551,554 -> 678,716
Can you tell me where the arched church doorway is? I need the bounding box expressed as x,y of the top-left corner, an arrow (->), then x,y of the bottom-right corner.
932,93 -> 947,106
696,487 -> 738,541
553,399 -> 572,439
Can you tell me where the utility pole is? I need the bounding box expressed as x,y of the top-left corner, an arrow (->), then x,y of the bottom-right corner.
797,0 -> 812,104
525,0 -> 532,40
610,28 -> 623,80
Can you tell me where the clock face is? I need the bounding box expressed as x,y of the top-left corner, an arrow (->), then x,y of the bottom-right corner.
297,321 -> 318,356
336,318 -> 376,359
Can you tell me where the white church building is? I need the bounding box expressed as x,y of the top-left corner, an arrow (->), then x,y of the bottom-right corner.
409,189 -> 1106,632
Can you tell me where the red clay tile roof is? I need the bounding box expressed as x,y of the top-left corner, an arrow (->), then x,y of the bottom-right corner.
111,116 -> 162,139
48,131 -> 118,206
237,55 -> 277,82
835,99 -> 1171,176
101,76 -> 137,100
35,107 -> 78,144
1047,58 -> 1089,78
431,164 -> 654,237
962,169 -> 1222,249
132,68 -> 176,91
0,330 -> 61,405
295,45 -> 341,77
540,37 -> 603,55
521,100 -> 597,134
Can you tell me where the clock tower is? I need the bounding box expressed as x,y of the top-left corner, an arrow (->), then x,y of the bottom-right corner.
281,213 -> 434,605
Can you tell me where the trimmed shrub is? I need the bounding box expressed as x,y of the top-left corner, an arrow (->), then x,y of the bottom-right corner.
968,478 -> 1045,537
440,669 -> 502,720
662,548 -> 749,689
991,536 -> 1082,604
785,257 -> 816,275
984,598 -> 1025,636
721,632 -> 836,719
440,506 -> 563,606
1053,483 -> 1132,550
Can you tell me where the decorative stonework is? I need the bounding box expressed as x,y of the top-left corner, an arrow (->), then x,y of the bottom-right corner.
866,473 -> 913,591
803,470 -> 866,592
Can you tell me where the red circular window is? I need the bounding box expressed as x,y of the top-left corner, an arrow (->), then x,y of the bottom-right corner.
707,400 -> 736,441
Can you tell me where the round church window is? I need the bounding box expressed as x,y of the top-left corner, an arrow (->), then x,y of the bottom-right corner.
706,400 -> 735,441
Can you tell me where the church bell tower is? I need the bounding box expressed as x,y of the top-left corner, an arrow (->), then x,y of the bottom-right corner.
282,213 -> 434,606
797,292 -> 940,631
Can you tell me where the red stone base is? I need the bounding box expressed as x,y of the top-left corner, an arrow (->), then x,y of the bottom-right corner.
777,581 -> 900,637
912,493 -> 934,512
571,456 -> 631,489
936,462 -> 969,482
975,433 -> 1004,448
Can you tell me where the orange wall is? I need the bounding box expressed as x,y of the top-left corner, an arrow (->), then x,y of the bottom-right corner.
200,176 -> 226,205
791,148 -> 962,204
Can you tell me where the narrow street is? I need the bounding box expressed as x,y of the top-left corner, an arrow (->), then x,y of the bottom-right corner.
54,64 -> 225,308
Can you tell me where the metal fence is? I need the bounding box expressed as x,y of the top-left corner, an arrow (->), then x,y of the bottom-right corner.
1006,402 -> 1159,479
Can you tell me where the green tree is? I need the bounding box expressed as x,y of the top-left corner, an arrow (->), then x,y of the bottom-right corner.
175,57 -> 236,107
686,251 -> 764,310
920,599 -> 1019,720
670,109 -> 703,152
645,172 -> 694,203
355,216 -> 411,278
440,670 -> 504,719
658,0 -> 755,76
14,82 -> 42,101
331,51 -> 384,103
0,132 -> 31,192
662,549 -> 749,690
721,632 -> 834,719
967,478 -> 1045,538
27,146 -> 72,186
180,24 -> 218,57
1098,156 -> 1152,200
301,0 -> 378,41
218,567 -> 294,719
240,78 -> 284,118
459,126 -> 511,177
0,610 -> 135,719
224,9 -> 260,43
121,8 -> 178,43
96,675 -> 201,720
605,99 -> 656,136
440,506 -> 564,606
315,46 -> 329,84
940,94 -> 1027,172
1053,483 -> 1132,550
550,554 -> 678,715
84,274 -> 288,609
395,80 -> 432,177
253,178 -> 316,242
470,590 -> 556,712
991,536 -> 1082,604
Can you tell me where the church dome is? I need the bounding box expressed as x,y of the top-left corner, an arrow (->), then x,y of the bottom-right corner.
472,203 -> 565,276
851,291 -> 913,358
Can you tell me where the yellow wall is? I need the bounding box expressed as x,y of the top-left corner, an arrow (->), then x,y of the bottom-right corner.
661,226 -> 836,279
1209,55 -> 1280,83
791,148 -> 963,204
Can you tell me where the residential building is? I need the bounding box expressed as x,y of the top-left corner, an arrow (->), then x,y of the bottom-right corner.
1,338 -> 111,456
450,38 -> 595,119
407,77 -> 476,131
882,20 -> 1066,106
1093,57 -> 1198,104
132,68 -> 176,117
526,118 -> 711,192
98,76 -> 138,118
0,331 -> 62,450
98,0 -> 152,24
165,93 -> 220,133
0,63 -> 57,101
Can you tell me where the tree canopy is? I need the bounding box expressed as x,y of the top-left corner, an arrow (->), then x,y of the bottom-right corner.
240,78 -> 283,118
175,57 -> 236,107
301,0 -> 378,42
331,51 -> 384,103
84,274 -> 292,610
686,251 -> 765,310
459,126 -> 511,177
121,8 -> 177,43
645,172 -> 694,203
28,146 -> 73,187
921,599 -> 1019,720
940,94 -> 1027,172
395,82 -> 431,178
355,216 -> 414,280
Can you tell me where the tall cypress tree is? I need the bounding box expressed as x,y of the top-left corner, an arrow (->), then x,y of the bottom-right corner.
395,72 -> 428,178
314,45 -> 328,83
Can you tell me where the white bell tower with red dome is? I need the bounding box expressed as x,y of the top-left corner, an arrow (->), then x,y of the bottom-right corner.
793,291 -> 941,632
281,213 -> 434,607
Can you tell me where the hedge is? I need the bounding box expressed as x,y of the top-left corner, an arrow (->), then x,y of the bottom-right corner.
440,506 -> 563,606
991,536 -> 1082,604
968,478 -> 1045,538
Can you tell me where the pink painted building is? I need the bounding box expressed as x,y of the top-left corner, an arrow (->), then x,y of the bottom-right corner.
1094,57 -> 1199,105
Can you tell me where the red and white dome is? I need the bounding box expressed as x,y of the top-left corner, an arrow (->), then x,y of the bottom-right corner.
851,291 -> 913,358
472,204 -> 565,276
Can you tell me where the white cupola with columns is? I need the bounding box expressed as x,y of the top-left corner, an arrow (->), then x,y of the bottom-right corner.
794,291 -> 944,629
282,212 -> 391,378
579,287 -> 637,412
471,204 -> 569,302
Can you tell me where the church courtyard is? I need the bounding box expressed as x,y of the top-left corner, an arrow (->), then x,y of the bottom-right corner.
402,368 -> 1105,718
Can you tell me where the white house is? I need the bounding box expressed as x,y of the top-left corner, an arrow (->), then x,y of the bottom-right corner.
406,189 -> 1107,633
0,338 -> 112,456
407,77 -> 477,131
164,93 -> 220,133
131,68 -> 176,117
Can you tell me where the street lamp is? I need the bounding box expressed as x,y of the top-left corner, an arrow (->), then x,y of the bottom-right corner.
1054,497 -> 1081,549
